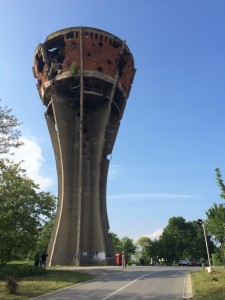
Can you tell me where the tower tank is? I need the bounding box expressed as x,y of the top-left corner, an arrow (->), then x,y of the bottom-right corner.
33,27 -> 135,266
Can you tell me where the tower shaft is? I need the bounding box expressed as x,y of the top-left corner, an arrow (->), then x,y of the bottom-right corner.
33,27 -> 135,265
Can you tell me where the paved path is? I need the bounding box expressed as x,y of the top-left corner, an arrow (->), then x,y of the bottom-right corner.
34,266 -> 194,299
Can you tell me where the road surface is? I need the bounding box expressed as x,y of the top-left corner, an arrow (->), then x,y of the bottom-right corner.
34,266 -> 194,299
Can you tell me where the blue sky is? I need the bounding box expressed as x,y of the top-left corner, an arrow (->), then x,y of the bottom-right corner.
1,0 -> 225,240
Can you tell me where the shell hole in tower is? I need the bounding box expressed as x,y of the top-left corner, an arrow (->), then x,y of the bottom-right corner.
35,54 -> 44,73
48,47 -> 57,52
87,52 -> 91,56
97,67 -> 102,72
66,32 -> 74,39
109,39 -> 120,48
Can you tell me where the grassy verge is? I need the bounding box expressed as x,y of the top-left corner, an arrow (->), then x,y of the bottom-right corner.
0,264 -> 94,299
191,268 -> 225,300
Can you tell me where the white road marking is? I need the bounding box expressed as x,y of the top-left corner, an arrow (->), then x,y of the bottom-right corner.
101,268 -> 166,300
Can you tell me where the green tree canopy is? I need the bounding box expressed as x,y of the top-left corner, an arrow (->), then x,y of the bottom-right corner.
36,214 -> 55,254
121,236 -> 136,260
215,168 -> 225,200
145,217 -> 215,265
206,203 -> 225,265
108,232 -> 123,253
136,236 -> 151,263
0,160 -> 56,265
0,100 -> 23,155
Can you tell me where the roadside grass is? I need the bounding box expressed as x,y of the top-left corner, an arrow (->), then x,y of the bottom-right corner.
0,264 -> 94,300
191,269 -> 225,300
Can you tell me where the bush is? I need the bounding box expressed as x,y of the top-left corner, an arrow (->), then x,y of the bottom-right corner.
70,62 -> 78,75
0,264 -> 47,280
5,275 -> 19,294
212,253 -> 223,266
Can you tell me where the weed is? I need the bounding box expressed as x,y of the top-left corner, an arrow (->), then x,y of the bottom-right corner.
5,275 -> 19,294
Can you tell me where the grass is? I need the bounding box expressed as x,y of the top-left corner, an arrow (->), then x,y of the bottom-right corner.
191,268 -> 225,300
0,264 -> 94,299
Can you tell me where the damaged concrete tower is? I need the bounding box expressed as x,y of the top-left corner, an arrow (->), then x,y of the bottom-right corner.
33,27 -> 135,266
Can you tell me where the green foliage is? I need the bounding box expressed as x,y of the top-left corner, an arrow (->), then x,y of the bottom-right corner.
0,99 -> 23,155
36,215 -> 55,253
215,168 -> 225,200
145,217 -> 215,265
206,204 -> 225,245
206,203 -> 225,265
108,232 -> 123,253
121,236 -> 136,260
136,236 -> 151,263
0,160 -> 56,265
109,232 -> 136,261
212,253 -> 223,266
0,264 -> 46,280
204,168 -> 225,266
5,275 -> 19,294
70,62 -> 78,75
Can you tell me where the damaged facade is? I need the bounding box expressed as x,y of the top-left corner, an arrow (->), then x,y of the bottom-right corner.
33,27 -> 135,266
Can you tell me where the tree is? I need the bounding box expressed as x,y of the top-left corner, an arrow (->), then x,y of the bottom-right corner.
206,203 -> 225,266
108,232 -> 123,253
159,217 -> 192,264
215,168 -> 225,200
0,160 -> 56,265
36,214 -> 55,254
205,168 -> 225,266
155,217 -> 214,265
136,236 -> 151,263
0,100 -> 23,155
121,236 -> 136,261
145,238 -> 162,264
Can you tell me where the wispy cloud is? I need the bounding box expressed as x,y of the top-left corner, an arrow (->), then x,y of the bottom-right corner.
108,192 -> 202,200
108,164 -> 121,181
9,137 -> 54,190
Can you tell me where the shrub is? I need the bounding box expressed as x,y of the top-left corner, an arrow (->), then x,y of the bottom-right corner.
5,275 -> 19,294
70,62 -> 78,75
0,264 -> 47,280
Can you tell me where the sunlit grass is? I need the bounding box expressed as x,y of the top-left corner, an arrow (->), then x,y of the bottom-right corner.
0,265 -> 94,300
191,269 -> 225,300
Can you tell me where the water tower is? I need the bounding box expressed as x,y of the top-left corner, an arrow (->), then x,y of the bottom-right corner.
33,27 -> 135,265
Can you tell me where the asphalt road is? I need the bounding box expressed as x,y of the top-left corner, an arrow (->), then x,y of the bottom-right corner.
34,266 -> 194,300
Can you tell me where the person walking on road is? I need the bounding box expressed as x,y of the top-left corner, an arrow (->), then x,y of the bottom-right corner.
122,253 -> 127,268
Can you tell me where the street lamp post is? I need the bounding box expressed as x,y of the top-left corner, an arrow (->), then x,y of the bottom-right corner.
197,219 -> 212,271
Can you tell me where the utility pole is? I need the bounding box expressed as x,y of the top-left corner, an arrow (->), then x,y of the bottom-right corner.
197,219 -> 213,272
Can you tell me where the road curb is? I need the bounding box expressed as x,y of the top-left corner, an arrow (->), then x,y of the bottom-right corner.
183,271 -> 193,300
